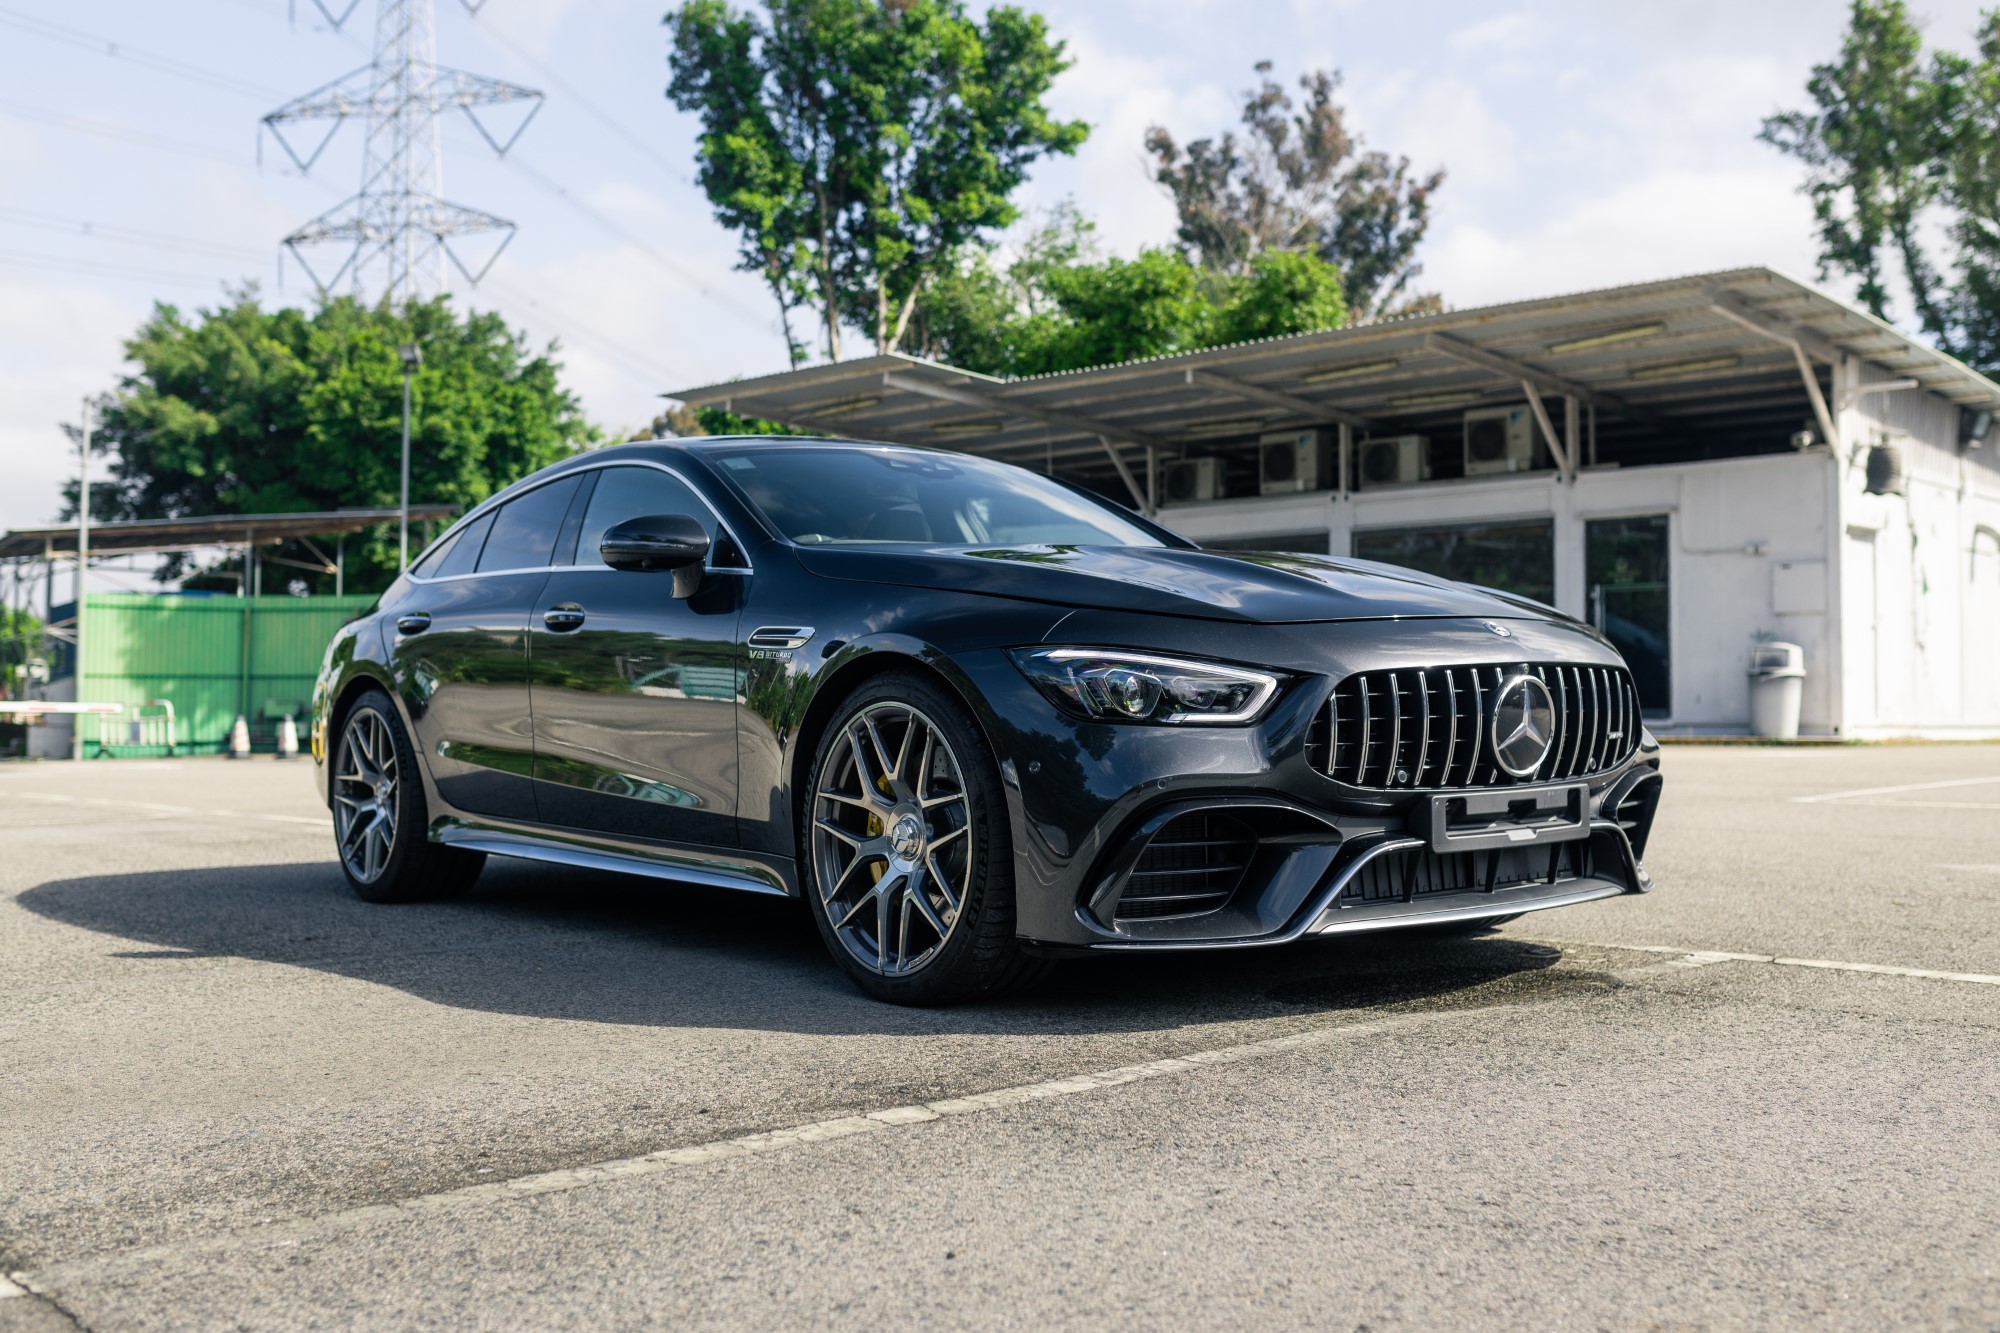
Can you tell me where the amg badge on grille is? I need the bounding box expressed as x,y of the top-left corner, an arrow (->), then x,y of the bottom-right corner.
1490,674 -> 1557,777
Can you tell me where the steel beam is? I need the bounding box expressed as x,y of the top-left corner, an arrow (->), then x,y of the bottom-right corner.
1183,368 -> 1372,430
1707,288 -> 1844,365
879,371 -> 1160,511
1423,331 -> 1628,413
1792,343 -> 1842,453
1519,381 -> 1576,484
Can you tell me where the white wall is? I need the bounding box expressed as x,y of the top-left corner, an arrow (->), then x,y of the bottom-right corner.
1836,360 -> 2000,735
1161,450 -> 1844,735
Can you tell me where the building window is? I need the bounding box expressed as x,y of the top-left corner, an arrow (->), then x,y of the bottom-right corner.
1352,519 -> 1555,605
1201,531 -> 1331,555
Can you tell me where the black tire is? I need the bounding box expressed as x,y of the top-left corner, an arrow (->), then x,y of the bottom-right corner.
331,689 -> 485,904
800,671 -> 1050,1005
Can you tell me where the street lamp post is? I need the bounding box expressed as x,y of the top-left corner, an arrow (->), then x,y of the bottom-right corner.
72,398 -> 90,762
398,342 -> 423,570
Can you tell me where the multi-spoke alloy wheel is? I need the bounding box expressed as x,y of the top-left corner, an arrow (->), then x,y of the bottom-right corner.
328,690 -> 483,904
811,701 -> 974,978
334,708 -> 400,884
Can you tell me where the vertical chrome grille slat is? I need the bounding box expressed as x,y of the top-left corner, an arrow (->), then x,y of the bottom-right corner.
1386,673 -> 1404,785
1448,668 -> 1464,784
1414,668 -> 1434,787
1467,668 -> 1487,786
1592,664 -> 1608,768
1356,677 -> 1372,786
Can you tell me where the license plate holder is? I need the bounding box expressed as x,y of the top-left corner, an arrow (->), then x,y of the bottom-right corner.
1428,784 -> 1588,854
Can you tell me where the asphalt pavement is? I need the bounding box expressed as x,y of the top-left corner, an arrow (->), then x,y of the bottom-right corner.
2,745 -> 1997,1330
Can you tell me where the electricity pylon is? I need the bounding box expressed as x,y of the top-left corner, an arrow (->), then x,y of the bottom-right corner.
262,0 -> 542,302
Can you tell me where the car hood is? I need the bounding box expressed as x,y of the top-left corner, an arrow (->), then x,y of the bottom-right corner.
793,544 -> 1571,626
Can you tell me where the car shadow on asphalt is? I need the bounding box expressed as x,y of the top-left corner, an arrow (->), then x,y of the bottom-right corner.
19,858 -> 1573,1036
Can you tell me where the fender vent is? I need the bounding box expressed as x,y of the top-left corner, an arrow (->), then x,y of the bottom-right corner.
1115,810 -> 1254,920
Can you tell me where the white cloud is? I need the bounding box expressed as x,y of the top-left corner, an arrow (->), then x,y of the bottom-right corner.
1425,165 -> 1822,308
1449,11 -> 1541,54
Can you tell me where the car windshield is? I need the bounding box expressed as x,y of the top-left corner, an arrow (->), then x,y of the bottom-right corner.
704,445 -> 1168,548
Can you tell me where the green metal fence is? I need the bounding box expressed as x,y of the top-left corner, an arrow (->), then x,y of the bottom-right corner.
80,594 -> 376,755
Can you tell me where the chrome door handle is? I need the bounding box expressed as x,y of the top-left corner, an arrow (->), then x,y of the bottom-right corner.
544,604 -> 586,632
396,613 -> 432,635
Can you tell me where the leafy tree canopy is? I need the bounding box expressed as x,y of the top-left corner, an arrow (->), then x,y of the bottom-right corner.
77,292 -> 596,593
907,204 -> 1348,377
1146,62 -> 1445,320
666,0 -> 1087,364
1762,1 -> 2000,370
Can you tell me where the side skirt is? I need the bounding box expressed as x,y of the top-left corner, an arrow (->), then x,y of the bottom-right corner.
432,819 -> 797,898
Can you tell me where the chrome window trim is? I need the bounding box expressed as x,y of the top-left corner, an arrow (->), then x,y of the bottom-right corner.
405,458 -> 755,586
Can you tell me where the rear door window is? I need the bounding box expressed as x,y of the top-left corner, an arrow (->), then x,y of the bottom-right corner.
429,512 -> 492,578
477,476 -> 583,573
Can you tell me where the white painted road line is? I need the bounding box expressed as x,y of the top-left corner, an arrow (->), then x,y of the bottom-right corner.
25,1009 -> 1479,1282
1792,774 -> 2000,803
4,791 -> 327,828
1568,943 -> 2000,988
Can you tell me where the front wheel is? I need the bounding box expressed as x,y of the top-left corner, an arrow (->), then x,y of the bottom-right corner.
802,673 -> 1048,1005
331,690 -> 485,903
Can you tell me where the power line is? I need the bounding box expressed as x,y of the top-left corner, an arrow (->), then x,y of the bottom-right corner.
482,143 -> 778,337
0,245 -> 235,291
0,97 -> 247,167
0,6 -> 289,100
476,274 -> 683,388
466,9 -> 690,184
0,206 -> 273,262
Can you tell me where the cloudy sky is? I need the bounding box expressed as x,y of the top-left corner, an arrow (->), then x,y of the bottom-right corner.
1,0 -> 1994,539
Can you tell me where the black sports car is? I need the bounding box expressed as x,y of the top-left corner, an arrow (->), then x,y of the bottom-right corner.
311,438 -> 1663,1003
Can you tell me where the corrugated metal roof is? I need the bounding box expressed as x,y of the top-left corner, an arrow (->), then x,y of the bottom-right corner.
666,267 -> 2000,484
0,505 -> 459,560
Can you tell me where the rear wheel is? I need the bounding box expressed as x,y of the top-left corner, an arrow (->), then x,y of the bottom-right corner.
802,672 -> 1048,1005
332,690 -> 484,903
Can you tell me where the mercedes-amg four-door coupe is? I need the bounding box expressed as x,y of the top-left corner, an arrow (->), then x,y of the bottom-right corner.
311,438 -> 1663,1003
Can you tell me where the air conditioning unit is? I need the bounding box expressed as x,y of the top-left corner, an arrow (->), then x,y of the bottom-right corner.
1163,457 -> 1223,503
1258,429 -> 1331,495
1464,406 -> 1539,475
1355,434 -> 1429,488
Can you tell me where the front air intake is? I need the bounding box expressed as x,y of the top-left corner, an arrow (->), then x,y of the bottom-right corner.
1114,810 -> 1254,920
1311,663 -> 1641,790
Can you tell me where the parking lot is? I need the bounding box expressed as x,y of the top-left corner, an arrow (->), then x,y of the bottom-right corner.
2,744 -> 1997,1330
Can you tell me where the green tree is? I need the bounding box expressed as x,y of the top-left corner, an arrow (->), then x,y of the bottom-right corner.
908,205 -> 1347,377
665,0 -> 1087,362
1145,63 -> 1444,319
78,292 -> 596,592
1,607 -> 41,698
1760,0 -> 1960,338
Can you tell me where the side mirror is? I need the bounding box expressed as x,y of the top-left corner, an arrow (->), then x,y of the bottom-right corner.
600,514 -> 711,598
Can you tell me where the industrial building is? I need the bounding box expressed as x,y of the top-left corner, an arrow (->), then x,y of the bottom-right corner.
672,268 -> 2000,738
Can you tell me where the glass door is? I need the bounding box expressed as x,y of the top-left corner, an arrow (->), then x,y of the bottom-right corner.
1586,515 -> 1670,717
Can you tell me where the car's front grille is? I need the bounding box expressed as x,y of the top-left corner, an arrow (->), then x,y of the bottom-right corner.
1312,662 -> 1640,790
1342,837 -> 1597,905
1115,810 -> 1253,920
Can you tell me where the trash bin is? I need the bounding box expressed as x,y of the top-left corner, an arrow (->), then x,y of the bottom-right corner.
1749,642 -> 1806,739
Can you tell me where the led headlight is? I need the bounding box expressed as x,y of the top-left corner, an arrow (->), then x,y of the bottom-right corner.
1010,648 -> 1281,725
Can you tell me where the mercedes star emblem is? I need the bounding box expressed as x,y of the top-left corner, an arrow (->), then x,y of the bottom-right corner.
1490,674 -> 1556,778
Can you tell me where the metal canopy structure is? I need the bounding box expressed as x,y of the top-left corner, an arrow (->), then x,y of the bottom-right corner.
668,267 -> 2000,511
0,506 -> 458,560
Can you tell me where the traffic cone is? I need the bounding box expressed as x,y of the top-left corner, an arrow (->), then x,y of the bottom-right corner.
227,715 -> 252,759
276,714 -> 300,760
